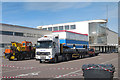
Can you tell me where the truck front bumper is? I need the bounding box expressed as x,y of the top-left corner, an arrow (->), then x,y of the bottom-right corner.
36,55 -> 54,62
40,58 -> 54,62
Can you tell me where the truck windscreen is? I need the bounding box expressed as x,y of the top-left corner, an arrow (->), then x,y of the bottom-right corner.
36,41 -> 52,48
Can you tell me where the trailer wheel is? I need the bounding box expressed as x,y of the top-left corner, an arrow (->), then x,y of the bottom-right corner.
80,55 -> 83,59
66,54 -> 71,61
62,55 -> 65,62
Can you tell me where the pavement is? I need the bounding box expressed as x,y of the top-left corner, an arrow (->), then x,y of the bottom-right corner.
1,53 -> 118,79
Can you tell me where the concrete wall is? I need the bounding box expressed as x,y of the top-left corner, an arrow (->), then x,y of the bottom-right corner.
107,29 -> 118,46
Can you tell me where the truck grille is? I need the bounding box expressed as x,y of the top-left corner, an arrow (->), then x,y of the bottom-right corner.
37,52 -> 50,55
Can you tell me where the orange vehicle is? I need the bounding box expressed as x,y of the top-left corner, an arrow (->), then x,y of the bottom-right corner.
4,41 -> 35,61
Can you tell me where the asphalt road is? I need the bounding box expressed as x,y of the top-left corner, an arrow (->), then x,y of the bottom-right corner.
1,53 -> 118,79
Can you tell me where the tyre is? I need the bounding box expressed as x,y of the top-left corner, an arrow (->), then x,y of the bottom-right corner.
40,60 -> 42,63
54,56 -> 58,63
89,54 -> 93,57
66,54 -> 71,61
30,53 -> 34,59
95,53 -> 98,56
80,55 -> 83,59
9,58 -> 13,61
62,55 -> 65,62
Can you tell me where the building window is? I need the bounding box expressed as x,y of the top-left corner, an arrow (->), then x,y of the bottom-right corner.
48,27 -> 52,31
0,31 -> 13,35
70,25 -> 76,29
53,27 -> 58,31
0,43 -> 11,48
59,26 -> 63,30
14,32 -> 23,36
65,25 -> 69,30
43,28 -> 47,30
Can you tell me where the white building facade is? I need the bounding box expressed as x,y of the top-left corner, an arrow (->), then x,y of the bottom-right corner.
37,19 -> 118,53
0,23 -> 52,56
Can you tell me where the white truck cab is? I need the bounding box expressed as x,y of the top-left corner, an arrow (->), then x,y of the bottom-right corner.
36,35 -> 60,63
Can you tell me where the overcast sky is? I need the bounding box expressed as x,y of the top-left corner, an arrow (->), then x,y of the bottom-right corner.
2,2 -> 118,33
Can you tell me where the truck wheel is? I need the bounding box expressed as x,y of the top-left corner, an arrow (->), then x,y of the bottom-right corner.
54,56 -> 58,63
95,53 -> 98,56
40,60 -> 42,63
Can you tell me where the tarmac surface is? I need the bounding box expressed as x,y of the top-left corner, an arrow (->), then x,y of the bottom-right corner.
1,53 -> 118,79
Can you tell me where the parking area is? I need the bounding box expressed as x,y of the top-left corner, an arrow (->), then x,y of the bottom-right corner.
1,53 -> 118,79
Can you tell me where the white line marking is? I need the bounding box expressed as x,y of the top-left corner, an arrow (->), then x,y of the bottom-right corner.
54,57 -> 118,78
55,69 -> 82,78
16,71 -> 41,77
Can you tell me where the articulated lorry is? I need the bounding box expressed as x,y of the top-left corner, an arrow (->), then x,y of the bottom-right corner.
35,30 -> 97,63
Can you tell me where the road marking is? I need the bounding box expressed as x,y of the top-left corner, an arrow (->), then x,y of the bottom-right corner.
16,71 -> 41,77
1,67 -> 34,73
55,69 -> 82,78
54,57 -> 118,78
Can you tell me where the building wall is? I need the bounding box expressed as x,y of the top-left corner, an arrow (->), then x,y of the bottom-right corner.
38,21 -> 89,34
107,29 -> 118,46
37,19 -> 107,35
0,23 -> 52,56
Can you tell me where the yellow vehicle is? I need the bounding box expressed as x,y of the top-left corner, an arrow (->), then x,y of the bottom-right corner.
4,41 -> 35,61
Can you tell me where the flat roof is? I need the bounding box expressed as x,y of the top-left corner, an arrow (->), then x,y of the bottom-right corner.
0,23 -> 51,32
37,19 -> 107,28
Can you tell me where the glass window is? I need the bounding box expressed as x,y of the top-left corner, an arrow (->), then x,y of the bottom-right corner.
70,25 -> 76,29
1,31 -> 13,35
43,28 -> 47,30
36,41 -> 52,48
0,43 -> 11,48
48,27 -> 52,31
59,26 -> 63,30
14,32 -> 23,36
0,44 -> 4,48
22,43 -> 26,46
53,27 -> 58,31
65,25 -> 69,30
